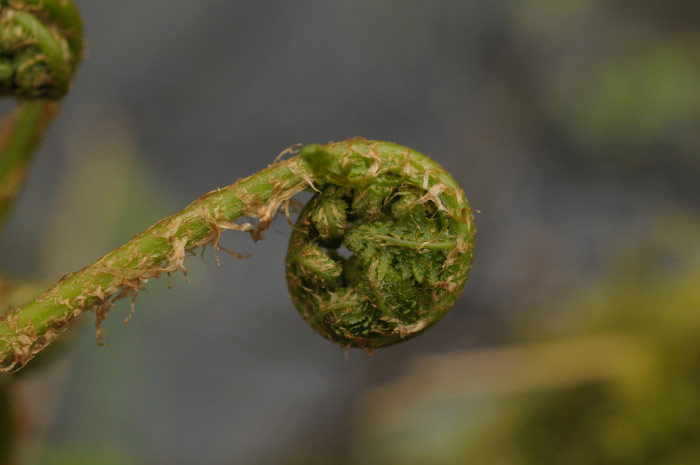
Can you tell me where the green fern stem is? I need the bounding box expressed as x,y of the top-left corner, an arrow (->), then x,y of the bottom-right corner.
0,100 -> 56,227
0,0 -> 83,229
0,139 -> 476,371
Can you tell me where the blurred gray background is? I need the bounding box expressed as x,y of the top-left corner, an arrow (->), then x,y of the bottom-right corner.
1,0 -> 698,464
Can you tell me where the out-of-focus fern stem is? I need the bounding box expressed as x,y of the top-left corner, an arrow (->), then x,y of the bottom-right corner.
0,101 -> 57,227
0,0 -> 84,230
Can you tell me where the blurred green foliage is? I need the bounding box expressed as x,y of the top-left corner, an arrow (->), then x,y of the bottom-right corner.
551,41 -> 700,169
472,215 -> 700,465
512,0 -> 700,172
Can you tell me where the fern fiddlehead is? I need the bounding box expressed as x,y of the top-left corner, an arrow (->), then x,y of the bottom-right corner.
0,0 -> 83,228
287,140 -> 474,348
0,139 -> 475,371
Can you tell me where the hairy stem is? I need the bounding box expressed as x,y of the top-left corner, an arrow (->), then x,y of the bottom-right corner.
0,154 -> 314,370
0,139 -> 475,371
1,1 -> 476,372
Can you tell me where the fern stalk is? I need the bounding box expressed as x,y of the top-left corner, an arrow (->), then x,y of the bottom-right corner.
0,140 -> 476,371
0,1 -> 476,372
0,100 -> 57,227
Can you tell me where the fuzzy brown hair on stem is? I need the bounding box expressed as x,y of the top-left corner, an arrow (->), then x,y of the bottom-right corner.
0,138 -> 475,372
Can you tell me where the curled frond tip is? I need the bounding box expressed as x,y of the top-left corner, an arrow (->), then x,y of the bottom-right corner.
287,139 -> 476,349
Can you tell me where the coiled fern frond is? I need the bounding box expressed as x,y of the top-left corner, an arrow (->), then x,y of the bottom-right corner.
0,0 -> 83,98
288,140 -> 474,348
0,139 -> 475,371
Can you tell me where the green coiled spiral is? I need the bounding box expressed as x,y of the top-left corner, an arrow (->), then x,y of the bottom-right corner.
0,2 -> 477,368
0,138 -> 475,370
0,0 -> 83,98
287,139 -> 475,348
